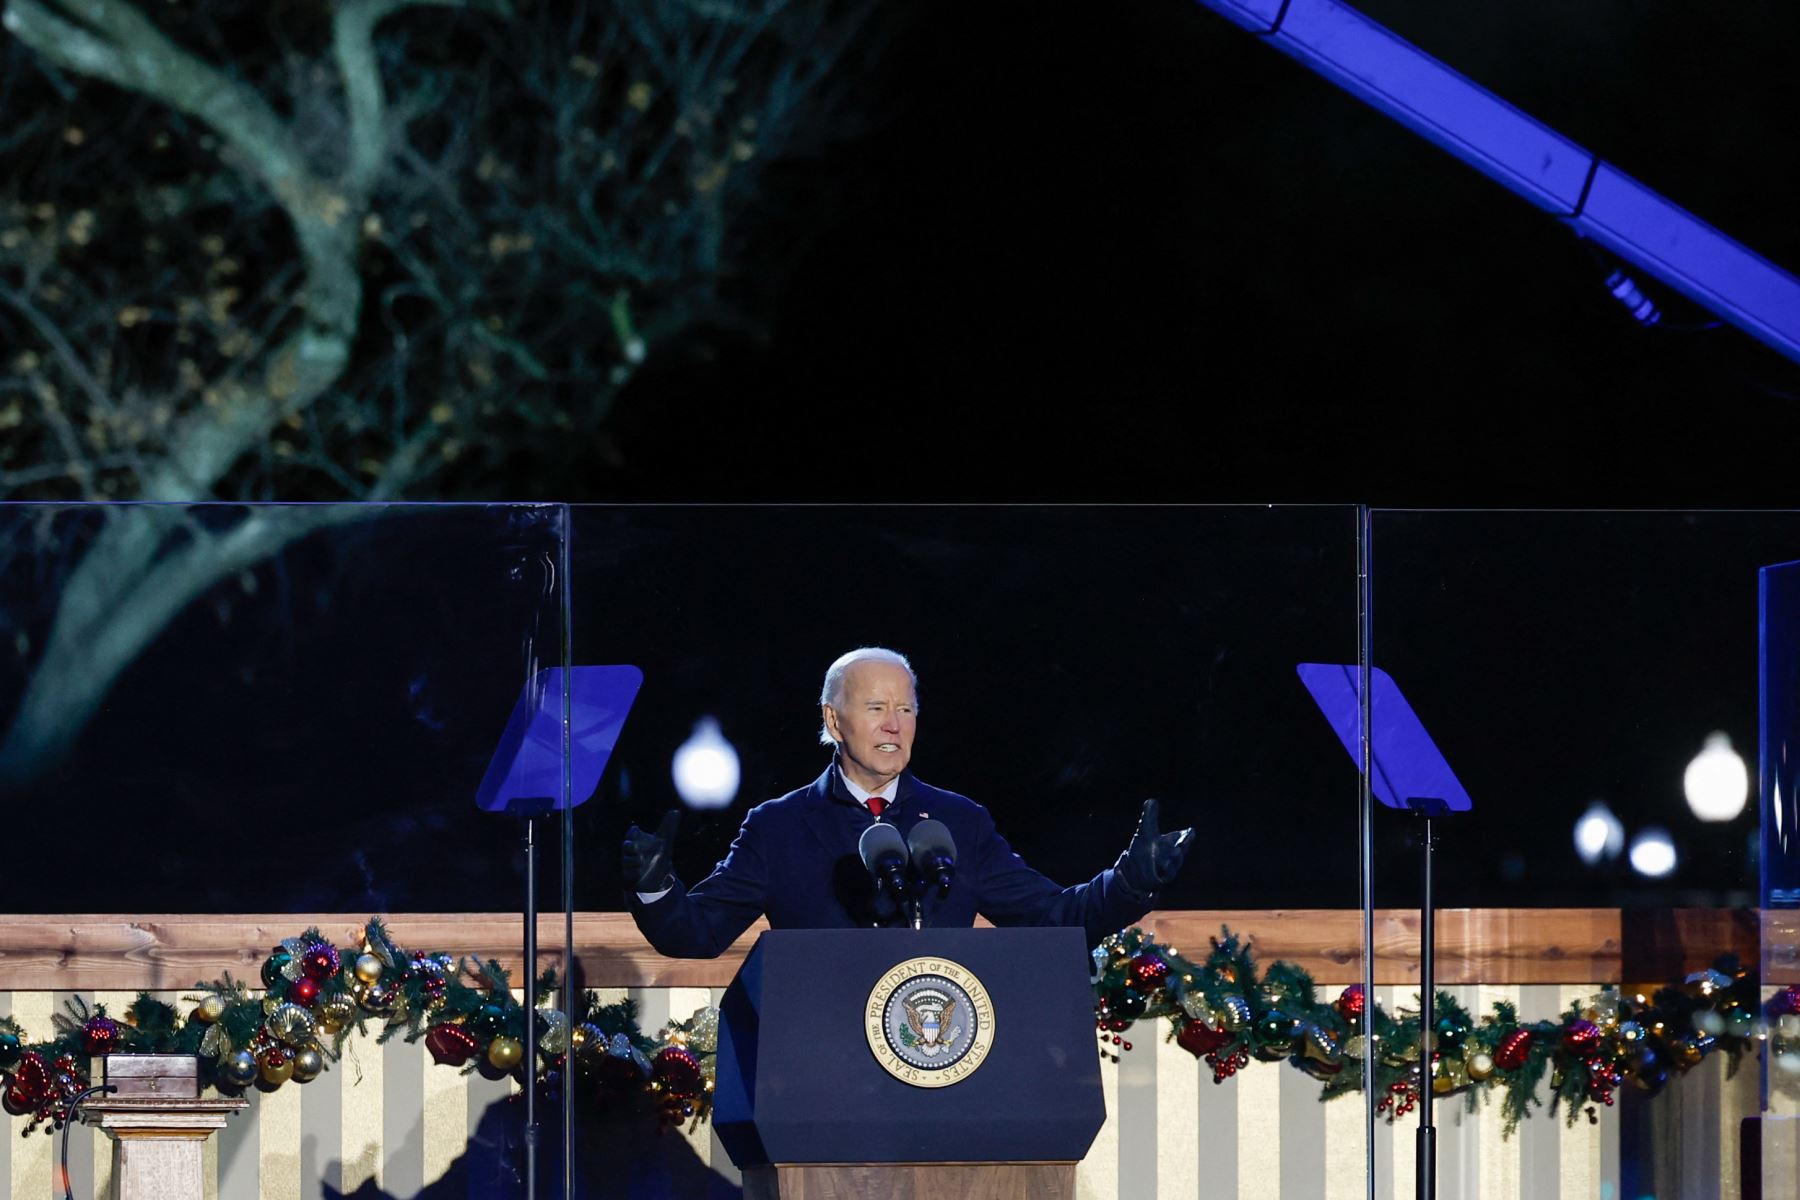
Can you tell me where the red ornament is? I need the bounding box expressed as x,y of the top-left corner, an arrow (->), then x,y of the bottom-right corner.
82,1016 -> 122,1056
290,978 -> 321,1007
4,1051 -> 51,1112
1128,954 -> 1170,990
1175,1019 -> 1231,1059
1584,1053 -> 1622,1102
1771,985 -> 1800,1017
1562,1019 -> 1602,1056
262,1047 -> 288,1069
1494,1029 -> 1533,1071
1336,984 -> 1366,1022
425,1024 -> 480,1068
652,1045 -> 702,1101
301,944 -> 341,982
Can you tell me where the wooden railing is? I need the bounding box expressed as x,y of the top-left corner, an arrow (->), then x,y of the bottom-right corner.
0,907 -> 1781,991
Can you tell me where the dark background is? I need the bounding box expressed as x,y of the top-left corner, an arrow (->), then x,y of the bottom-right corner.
601,0 -> 1800,507
0,503 -> 1785,916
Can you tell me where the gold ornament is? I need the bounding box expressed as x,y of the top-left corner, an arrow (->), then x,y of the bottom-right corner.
268,1003 -> 317,1047
317,994 -> 356,1035
1179,991 -> 1219,1024
1432,1072 -> 1457,1095
1343,1034 -> 1367,1059
291,1048 -> 324,1083
260,1055 -> 295,1085
194,995 -> 226,1024
537,1010 -> 570,1055
355,954 -> 384,984
1219,994 -> 1252,1032
685,1008 -> 720,1055
487,1036 -> 524,1070
1467,1051 -> 1495,1081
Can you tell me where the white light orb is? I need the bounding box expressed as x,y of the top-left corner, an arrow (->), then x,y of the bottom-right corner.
1684,732 -> 1749,822
1628,827 -> 1678,878
671,717 -> 739,810
1573,800 -> 1625,865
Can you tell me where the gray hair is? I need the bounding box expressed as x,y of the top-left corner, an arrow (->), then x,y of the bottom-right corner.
818,647 -> 918,746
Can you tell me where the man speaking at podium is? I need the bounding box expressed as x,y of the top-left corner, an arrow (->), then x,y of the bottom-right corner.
623,647 -> 1194,958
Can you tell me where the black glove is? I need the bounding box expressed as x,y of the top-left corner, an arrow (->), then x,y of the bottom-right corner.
623,810 -> 680,893
1115,798 -> 1193,901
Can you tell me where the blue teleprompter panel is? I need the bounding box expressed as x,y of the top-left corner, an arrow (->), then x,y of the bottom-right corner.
475,665 -> 643,814
1296,663 -> 1471,813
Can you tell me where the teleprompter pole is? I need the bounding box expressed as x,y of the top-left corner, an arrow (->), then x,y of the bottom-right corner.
523,812 -> 539,1200
1415,810 -> 1436,1200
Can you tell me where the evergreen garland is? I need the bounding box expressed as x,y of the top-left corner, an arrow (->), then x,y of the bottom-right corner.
0,918 -> 717,1136
1090,925 -> 1799,1136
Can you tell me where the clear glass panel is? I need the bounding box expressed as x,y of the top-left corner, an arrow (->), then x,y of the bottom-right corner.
1371,509 -> 1795,1200
0,501 -> 571,1196
1761,558 -> 1800,1196
568,504 -> 1367,1196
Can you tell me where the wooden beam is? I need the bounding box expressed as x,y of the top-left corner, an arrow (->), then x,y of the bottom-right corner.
0,909 -> 1764,992
1140,908 -> 1626,985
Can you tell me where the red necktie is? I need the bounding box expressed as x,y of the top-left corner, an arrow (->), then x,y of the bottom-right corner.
868,795 -> 886,819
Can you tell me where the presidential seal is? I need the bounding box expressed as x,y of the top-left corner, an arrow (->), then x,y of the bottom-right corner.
865,956 -> 995,1088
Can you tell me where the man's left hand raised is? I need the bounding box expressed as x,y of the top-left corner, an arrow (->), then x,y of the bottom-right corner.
1115,797 -> 1194,902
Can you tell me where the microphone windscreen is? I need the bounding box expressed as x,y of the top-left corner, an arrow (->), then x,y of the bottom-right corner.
907,819 -> 956,870
859,821 -> 908,875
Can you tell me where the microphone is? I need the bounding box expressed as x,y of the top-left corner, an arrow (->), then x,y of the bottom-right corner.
907,819 -> 956,899
859,822 -> 911,903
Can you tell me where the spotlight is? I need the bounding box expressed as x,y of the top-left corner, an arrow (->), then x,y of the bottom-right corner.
671,717 -> 739,810
1683,732 -> 1748,822
1573,800 -> 1624,865
1628,828 -> 1678,878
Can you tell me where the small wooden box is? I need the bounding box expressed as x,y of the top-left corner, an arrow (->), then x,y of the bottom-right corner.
103,1054 -> 201,1099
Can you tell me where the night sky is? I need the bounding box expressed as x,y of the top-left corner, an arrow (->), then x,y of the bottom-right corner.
603,0 -> 1800,506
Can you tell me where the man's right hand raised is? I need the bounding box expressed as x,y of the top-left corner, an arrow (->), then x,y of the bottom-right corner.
623,810 -> 680,893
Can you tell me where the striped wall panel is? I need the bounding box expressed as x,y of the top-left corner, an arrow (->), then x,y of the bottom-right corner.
0,986 -> 1775,1199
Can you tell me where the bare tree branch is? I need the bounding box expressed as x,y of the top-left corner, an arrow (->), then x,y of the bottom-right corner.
5,0 -> 314,214
0,0 -> 888,779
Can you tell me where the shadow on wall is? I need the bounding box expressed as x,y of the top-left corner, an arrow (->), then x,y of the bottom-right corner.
321,1090 -> 741,1199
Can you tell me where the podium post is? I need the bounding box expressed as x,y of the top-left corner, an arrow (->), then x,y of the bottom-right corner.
81,1056 -> 247,1200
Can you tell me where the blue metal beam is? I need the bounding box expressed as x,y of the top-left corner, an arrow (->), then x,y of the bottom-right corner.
1195,0 -> 1800,365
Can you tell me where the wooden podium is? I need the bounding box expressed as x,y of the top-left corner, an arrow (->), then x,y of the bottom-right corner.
714,928 -> 1102,1200
82,1056 -> 247,1200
